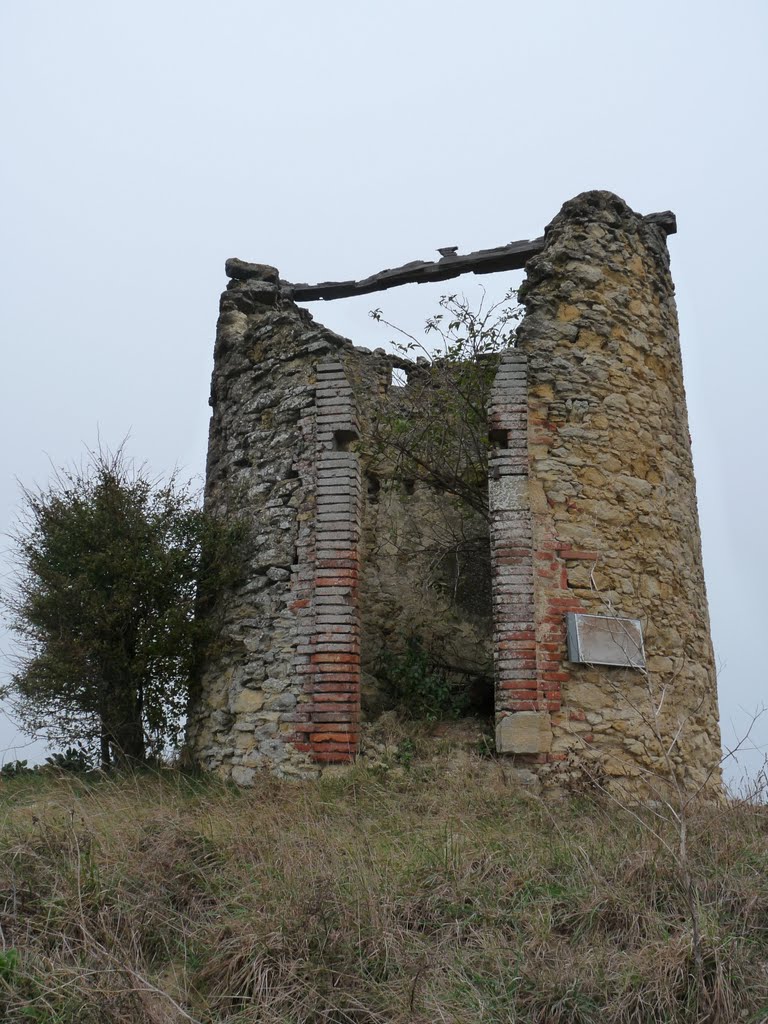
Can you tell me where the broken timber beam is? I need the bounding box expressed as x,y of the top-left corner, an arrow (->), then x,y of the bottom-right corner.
226,211 -> 676,303
282,236 -> 545,301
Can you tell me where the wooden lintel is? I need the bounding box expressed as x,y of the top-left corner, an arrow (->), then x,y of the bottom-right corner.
283,237 -> 545,302
228,211 -> 677,302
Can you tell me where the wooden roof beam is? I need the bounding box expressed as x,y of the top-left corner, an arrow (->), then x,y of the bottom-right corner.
226,211 -> 676,302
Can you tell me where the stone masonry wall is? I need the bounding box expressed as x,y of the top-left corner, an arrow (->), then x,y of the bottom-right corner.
347,352 -> 494,715
189,191 -> 722,795
512,192 -> 721,793
357,472 -> 493,715
186,262 -> 367,780
187,265 -> 493,778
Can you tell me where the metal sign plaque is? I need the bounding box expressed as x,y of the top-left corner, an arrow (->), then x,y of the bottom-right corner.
566,613 -> 645,669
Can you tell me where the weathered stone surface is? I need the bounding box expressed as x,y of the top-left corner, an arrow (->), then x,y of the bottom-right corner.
230,766 -> 256,786
185,277 -> 351,780
516,190 -> 721,796
224,259 -> 280,282
496,712 -> 553,754
188,190 -> 721,798
231,689 -> 265,714
489,476 -> 529,513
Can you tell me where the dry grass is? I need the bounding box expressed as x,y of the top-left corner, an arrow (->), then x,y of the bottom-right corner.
0,752 -> 766,1023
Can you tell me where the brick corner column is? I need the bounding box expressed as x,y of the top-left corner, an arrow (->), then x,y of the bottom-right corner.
489,351 -> 552,760
300,359 -> 362,764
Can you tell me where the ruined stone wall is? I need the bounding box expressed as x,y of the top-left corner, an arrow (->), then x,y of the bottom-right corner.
506,191 -> 721,793
187,264 -> 493,780
358,475 -> 493,715
189,191 -> 722,795
185,263 -> 364,780
347,355 -> 494,716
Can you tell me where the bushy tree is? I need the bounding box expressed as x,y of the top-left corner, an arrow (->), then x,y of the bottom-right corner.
3,445 -> 238,767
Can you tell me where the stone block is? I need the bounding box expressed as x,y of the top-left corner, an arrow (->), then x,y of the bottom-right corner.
231,766 -> 256,786
496,712 -> 553,754
489,476 -> 529,513
231,688 -> 268,712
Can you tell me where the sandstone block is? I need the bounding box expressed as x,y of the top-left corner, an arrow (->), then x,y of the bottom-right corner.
232,689 -> 265,713
230,766 -> 257,786
496,712 -> 553,754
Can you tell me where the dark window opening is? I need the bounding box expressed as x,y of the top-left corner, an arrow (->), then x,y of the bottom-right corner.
366,472 -> 381,502
333,429 -> 359,451
488,428 -> 509,449
465,674 -> 495,717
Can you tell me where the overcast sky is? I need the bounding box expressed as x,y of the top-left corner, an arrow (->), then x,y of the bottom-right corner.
1,0 -> 765,785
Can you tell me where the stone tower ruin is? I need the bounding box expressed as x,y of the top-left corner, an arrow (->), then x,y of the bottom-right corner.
186,191 -> 722,794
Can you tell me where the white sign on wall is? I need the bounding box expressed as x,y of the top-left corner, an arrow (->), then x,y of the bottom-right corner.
566,613 -> 645,669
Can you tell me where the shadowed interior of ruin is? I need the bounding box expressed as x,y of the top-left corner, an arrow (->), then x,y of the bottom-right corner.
341,346 -> 497,722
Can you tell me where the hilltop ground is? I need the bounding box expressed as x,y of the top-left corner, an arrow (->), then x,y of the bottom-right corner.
0,735 -> 766,1024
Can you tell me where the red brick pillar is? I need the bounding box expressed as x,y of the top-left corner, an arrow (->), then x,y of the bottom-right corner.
304,360 -> 362,763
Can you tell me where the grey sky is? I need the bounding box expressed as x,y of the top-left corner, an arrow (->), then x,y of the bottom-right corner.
1,0 -> 765,783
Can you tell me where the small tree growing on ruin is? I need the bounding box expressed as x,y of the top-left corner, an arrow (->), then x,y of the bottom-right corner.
367,288 -> 522,519
2,445 -> 239,767
361,290 -> 522,710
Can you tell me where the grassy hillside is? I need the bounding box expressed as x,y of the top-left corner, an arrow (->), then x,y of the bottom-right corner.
0,751 -> 766,1023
